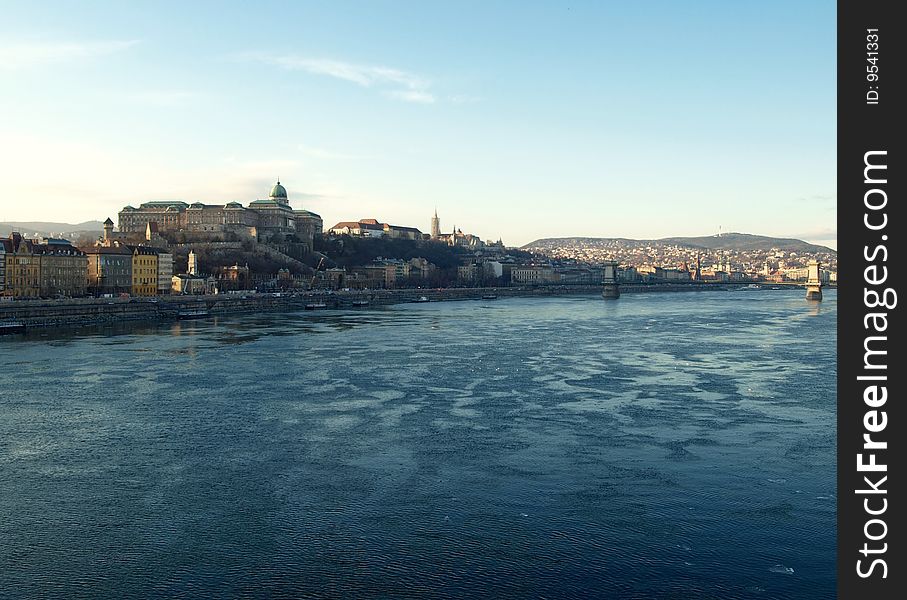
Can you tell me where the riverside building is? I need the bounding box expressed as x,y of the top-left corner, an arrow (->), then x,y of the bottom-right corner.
38,239 -> 88,298
1,233 -> 87,298
131,246 -> 159,297
2,233 -> 42,298
84,245 -> 133,296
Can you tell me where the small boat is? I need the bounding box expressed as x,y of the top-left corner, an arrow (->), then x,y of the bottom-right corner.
412,296 -> 430,303
0,321 -> 26,334
304,302 -> 328,310
481,294 -> 498,300
177,308 -> 209,319
351,299 -> 370,307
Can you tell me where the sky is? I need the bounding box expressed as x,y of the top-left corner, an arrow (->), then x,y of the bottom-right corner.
0,0 -> 836,248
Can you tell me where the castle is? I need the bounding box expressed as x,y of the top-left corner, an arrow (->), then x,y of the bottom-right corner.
117,180 -> 323,250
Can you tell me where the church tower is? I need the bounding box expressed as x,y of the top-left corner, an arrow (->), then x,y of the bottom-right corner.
102,218 -> 114,246
188,250 -> 198,276
431,209 -> 440,239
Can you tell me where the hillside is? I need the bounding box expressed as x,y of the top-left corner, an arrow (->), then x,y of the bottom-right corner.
658,233 -> 833,253
524,233 -> 834,254
1,220 -> 105,239
315,235 -> 475,269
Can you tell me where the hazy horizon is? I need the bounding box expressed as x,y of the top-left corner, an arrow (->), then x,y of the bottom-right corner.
1,1 -> 835,248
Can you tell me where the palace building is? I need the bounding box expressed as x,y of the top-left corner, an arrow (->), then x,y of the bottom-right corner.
117,180 -> 323,250
328,218 -> 422,240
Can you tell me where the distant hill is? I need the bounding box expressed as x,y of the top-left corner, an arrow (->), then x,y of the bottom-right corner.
658,233 -> 834,253
524,232 -> 834,254
0,220 -> 105,240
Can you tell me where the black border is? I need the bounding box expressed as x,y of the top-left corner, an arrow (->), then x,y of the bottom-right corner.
838,0 -> 903,596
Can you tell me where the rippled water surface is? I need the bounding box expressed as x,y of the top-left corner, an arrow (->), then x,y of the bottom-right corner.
1,290 -> 836,599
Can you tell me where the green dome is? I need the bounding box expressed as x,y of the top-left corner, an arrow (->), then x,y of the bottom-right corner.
269,180 -> 288,200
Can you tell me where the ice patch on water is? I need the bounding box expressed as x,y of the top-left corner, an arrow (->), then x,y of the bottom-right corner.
450,408 -> 479,418
321,414 -> 362,430
675,543 -> 692,551
769,564 -> 795,575
370,389 -> 405,402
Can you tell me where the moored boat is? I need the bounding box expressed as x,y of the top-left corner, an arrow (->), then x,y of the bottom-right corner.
177,308 -> 210,319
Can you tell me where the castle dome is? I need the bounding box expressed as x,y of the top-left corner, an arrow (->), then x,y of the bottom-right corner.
269,180 -> 288,200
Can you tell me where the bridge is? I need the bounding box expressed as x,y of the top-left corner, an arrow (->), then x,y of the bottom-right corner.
805,260 -> 823,301
601,261 -> 620,299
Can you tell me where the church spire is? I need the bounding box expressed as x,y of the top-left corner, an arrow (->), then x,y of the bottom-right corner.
430,207 -> 441,239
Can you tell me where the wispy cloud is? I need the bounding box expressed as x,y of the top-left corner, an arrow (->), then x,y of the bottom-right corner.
240,52 -> 435,103
384,90 -> 435,104
0,39 -> 139,69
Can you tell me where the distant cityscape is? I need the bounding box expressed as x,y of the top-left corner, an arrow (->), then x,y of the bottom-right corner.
523,235 -> 838,285
1,179 -> 837,300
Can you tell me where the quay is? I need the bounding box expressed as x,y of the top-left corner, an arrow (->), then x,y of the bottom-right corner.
0,282 -> 815,332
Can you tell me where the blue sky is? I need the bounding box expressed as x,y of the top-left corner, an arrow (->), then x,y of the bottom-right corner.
0,0 -> 836,247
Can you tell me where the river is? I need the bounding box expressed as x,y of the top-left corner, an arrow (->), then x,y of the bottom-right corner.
0,289 -> 836,599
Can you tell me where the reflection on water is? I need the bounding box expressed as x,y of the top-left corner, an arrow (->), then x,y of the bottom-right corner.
0,289 -> 836,599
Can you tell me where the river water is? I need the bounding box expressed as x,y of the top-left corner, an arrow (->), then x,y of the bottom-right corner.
0,290 -> 836,599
